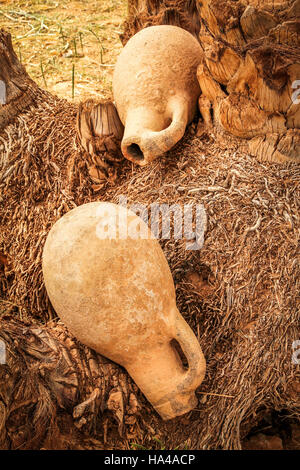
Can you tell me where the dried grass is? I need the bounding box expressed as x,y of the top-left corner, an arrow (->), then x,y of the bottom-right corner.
0,0 -> 127,101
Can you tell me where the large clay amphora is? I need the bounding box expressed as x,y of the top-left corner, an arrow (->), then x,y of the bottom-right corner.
113,25 -> 202,166
42,202 -> 206,420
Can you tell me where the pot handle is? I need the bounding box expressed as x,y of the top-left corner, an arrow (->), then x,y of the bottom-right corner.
144,96 -> 189,155
173,312 -> 206,389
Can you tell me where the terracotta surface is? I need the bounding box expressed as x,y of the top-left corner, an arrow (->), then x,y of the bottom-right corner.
42,202 -> 206,420
113,25 -> 202,166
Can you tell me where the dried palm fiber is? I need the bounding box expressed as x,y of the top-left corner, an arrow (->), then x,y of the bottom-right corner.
124,0 -> 300,164
0,96 -> 124,318
0,316 -> 145,450
76,99 -> 124,185
0,29 -> 299,449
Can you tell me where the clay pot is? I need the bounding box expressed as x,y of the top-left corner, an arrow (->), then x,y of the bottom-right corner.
42,202 -> 206,420
113,25 -> 202,166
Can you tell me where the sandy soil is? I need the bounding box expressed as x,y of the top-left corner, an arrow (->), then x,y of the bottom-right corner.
0,0 -> 127,101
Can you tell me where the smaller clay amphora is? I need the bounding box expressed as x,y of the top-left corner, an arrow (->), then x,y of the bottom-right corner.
42,202 -> 206,420
113,25 -> 202,166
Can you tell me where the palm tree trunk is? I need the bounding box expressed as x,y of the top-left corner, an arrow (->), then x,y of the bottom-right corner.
123,0 -> 300,163
121,0 -> 201,44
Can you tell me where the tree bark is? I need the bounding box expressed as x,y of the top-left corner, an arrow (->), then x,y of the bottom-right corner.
196,0 -> 300,163
123,0 -> 300,163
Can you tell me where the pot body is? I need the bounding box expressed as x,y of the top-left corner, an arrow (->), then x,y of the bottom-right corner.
42,202 -> 206,420
113,25 -> 202,165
